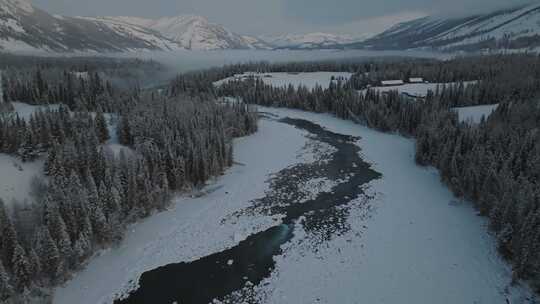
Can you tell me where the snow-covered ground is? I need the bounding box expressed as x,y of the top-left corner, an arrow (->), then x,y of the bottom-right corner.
0,153 -> 44,207
54,118 -> 311,304
252,108 -> 534,304
214,72 -> 353,90
360,81 -> 477,98
9,102 -> 61,120
54,106 -> 535,304
453,104 -> 499,124
70,71 -> 89,80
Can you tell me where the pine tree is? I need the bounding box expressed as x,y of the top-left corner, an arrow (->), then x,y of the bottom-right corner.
27,249 -> 41,281
87,175 -> 110,243
0,260 -> 13,300
37,227 -> 62,282
117,115 -> 131,145
11,244 -> 31,289
95,108 -> 110,143
1,202 -> 19,272
72,231 -> 91,263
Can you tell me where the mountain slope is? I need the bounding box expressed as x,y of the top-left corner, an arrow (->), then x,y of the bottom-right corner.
261,32 -> 368,49
0,0 -> 180,53
110,16 -> 270,50
352,3 -> 540,51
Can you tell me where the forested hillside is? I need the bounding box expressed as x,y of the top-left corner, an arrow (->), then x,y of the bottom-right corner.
170,54 -> 540,292
0,58 -> 257,303
2,53 -> 539,302
350,3 -> 540,52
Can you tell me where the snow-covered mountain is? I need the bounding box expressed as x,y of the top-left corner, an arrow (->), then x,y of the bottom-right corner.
0,0 -> 180,53
261,32 -> 369,49
109,15 -> 271,50
352,3 -> 540,51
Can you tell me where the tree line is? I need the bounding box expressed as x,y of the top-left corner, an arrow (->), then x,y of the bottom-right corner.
170,54 -> 540,99
171,54 -> 540,292
0,70 -> 257,302
0,54 -> 165,89
1,67 -> 131,112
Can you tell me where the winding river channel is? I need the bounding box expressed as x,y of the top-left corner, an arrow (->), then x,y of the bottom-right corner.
115,116 -> 381,304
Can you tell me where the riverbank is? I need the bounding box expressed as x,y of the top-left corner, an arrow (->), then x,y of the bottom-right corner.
116,115 -> 381,303
53,117 -> 310,304
253,108 -> 535,304
54,107 -> 536,304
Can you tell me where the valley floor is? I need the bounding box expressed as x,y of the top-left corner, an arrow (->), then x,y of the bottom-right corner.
54,107 -> 536,304
0,153 -> 44,206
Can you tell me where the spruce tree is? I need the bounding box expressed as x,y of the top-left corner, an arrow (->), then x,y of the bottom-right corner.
0,260 -> 13,300
11,245 -> 31,289
95,109 -> 109,143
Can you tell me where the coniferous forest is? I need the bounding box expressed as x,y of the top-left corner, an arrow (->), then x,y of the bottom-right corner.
5,0 -> 540,301
170,54 -> 540,292
1,53 -> 540,302
0,58 -> 257,303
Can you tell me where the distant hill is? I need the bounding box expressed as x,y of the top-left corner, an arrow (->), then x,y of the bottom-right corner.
348,3 -> 540,51
260,32 -> 369,49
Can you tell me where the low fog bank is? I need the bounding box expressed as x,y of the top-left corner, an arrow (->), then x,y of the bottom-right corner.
1,49 -> 448,89
139,49 -> 446,70
132,49 -> 448,79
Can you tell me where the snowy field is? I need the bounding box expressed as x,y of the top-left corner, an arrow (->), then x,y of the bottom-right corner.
0,153 -> 44,207
214,73 -> 477,100
359,81 -> 477,98
9,102 -> 61,120
54,107 -> 535,304
453,104 -> 499,124
214,72 -> 353,90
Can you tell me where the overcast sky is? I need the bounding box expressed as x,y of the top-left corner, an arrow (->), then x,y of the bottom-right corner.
32,0 -> 534,36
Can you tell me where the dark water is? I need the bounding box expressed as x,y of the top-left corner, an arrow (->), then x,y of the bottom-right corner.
115,117 -> 381,304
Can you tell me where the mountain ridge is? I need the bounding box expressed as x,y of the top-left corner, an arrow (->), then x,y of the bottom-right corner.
0,0 -> 271,53
348,3 -> 540,51
0,0 -> 180,53
260,32 -> 370,49
105,15 -> 271,50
